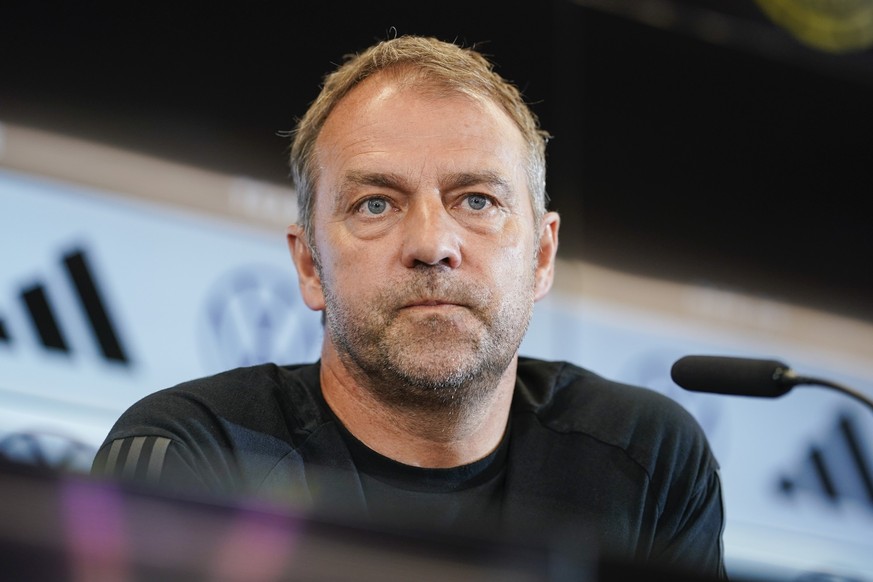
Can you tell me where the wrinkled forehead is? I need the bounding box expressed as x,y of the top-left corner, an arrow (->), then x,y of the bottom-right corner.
316,73 -> 525,159
318,82 -> 526,178
324,67 -> 520,135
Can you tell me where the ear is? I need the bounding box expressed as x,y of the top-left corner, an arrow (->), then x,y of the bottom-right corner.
287,224 -> 326,311
533,211 -> 560,302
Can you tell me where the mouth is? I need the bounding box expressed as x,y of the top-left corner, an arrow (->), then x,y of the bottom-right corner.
401,298 -> 465,309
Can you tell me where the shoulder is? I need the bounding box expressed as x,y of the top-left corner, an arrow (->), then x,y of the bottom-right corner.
514,358 -> 725,574
92,362 -> 334,498
105,362 -> 326,442
514,357 -> 717,476
515,356 -> 690,423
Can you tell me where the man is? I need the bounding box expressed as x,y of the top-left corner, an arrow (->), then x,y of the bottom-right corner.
92,35 -> 726,578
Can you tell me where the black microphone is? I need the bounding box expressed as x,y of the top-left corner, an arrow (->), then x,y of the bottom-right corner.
670,355 -> 797,398
671,355 -> 873,413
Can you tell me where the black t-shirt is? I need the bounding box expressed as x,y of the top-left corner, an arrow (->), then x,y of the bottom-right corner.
337,410 -> 510,534
92,358 -> 726,578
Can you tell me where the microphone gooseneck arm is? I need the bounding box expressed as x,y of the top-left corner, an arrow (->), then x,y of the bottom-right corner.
788,371 -> 873,415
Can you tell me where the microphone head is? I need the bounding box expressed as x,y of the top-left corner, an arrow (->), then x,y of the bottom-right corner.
671,355 -> 795,398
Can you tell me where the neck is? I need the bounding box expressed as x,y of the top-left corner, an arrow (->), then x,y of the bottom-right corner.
319,339 -> 516,468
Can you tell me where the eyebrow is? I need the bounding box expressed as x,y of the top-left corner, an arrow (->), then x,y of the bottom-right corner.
441,171 -> 512,197
340,171 -> 410,193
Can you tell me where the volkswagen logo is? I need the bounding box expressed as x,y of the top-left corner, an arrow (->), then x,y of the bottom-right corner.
198,264 -> 323,372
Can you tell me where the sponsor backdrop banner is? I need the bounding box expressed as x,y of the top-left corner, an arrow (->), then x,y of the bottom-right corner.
0,169 -> 323,456
2,167 -> 872,580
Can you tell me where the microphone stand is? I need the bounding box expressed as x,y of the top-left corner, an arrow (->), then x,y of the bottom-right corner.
786,371 -> 873,415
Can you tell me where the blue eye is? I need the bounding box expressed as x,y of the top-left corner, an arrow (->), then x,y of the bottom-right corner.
364,198 -> 388,215
466,194 -> 489,210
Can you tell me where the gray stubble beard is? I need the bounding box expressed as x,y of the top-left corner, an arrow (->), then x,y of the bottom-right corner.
322,266 -> 535,415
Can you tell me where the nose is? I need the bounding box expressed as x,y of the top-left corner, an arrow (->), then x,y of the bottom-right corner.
400,199 -> 462,269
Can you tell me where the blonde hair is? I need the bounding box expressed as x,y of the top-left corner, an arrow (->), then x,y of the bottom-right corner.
289,35 -> 550,243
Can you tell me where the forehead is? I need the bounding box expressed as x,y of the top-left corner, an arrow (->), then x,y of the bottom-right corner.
313,73 -> 529,189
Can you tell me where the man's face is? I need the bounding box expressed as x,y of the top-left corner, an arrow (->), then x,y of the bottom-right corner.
296,74 -> 558,409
